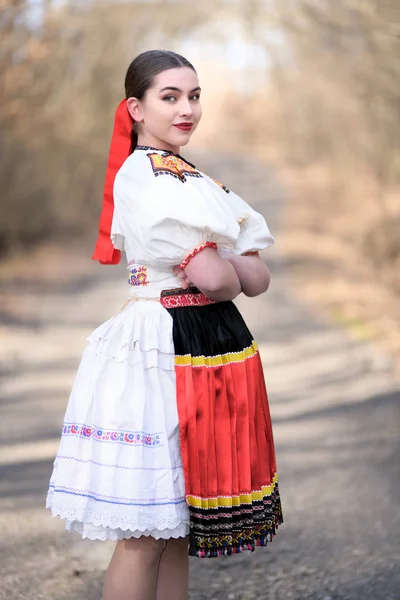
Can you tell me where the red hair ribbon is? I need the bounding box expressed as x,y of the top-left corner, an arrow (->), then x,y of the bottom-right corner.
92,99 -> 133,264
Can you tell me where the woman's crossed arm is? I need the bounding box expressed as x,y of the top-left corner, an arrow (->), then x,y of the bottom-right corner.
174,247 -> 270,301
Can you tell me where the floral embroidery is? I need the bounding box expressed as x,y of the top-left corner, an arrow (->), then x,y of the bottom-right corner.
128,266 -> 149,286
211,177 -> 230,194
62,423 -> 162,447
179,242 -> 218,270
147,153 -> 202,183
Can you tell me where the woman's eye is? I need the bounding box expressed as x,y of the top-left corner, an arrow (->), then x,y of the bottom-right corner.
163,94 -> 200,102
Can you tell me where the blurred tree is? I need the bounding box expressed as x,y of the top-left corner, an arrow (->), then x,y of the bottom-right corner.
0,0 -> 212,254
220,0 -> 400,281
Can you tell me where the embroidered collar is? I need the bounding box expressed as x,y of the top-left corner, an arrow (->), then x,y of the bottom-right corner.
135,145 -> 196,169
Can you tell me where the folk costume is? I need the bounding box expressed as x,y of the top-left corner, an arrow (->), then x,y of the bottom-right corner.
46,100 -> 283,558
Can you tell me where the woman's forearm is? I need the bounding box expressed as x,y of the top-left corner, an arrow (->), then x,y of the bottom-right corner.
224,254 -> 270,297
183,248 -> 242,301
198,260 -> 242,301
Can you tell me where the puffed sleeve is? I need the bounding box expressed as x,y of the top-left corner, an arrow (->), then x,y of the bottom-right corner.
220,188 -> 275,256
111,152 -> 239,269
234,208 -> 275,256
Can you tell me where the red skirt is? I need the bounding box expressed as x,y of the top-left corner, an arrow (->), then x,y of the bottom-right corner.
161,286 -> 283,558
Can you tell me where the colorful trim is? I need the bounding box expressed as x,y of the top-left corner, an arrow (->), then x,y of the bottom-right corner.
175,340 -> 259,368
242,250 -> 260,256
188,476 -> 282,557
179,242 -> 218,270
136,146 -> 198,169
191,522 -> 280,558
187,473 -> 278,508
161,291 -> 215,308
62,423 -> 162,447
128,265 -> 149,286
147,153 -> 202,183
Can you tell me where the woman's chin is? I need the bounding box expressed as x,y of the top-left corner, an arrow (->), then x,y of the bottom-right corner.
177,138 -> 191,148
169,130 -> 194,148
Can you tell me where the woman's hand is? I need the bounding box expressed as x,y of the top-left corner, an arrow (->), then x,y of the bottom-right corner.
222,253 -> 270,297
172,265 -> 192,289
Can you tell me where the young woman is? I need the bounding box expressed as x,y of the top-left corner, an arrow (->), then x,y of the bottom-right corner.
46,49 -> 283,600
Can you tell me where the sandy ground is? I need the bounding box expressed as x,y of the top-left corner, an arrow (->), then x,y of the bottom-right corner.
0,152 -> 399,600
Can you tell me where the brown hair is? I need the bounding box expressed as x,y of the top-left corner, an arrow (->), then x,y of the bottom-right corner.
124,50 -> 196,151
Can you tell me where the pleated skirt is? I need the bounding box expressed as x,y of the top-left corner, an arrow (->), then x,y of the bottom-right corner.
46,286 -> 282,557
161,286 -> 283,557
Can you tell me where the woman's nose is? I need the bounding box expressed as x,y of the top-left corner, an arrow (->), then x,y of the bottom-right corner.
179,99 -> 193,117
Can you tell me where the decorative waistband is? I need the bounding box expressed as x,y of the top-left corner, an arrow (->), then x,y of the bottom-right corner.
160,286 -> 216,309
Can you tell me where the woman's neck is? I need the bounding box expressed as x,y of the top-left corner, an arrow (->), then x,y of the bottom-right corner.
137,135 -> 179,155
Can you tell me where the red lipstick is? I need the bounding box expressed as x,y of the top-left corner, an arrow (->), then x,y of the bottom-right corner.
174,123 -> 193,131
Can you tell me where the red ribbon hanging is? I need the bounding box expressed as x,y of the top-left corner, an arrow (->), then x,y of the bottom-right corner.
92,99 -> 133,264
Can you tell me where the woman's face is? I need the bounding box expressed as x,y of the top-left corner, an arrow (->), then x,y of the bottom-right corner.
127,67 -> 202,153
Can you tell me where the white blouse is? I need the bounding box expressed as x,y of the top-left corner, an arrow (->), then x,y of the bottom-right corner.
111,146 -> 274,297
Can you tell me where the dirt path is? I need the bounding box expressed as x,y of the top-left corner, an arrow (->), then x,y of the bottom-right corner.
0,152 -> 399,600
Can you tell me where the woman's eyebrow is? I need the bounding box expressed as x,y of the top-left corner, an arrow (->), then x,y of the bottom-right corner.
159,86 -> 201,93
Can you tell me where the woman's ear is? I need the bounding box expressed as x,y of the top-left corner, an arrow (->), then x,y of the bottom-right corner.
126,97 -> 143,123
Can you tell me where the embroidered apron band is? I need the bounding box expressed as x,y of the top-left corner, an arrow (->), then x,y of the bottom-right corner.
160,286 -> 216,308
